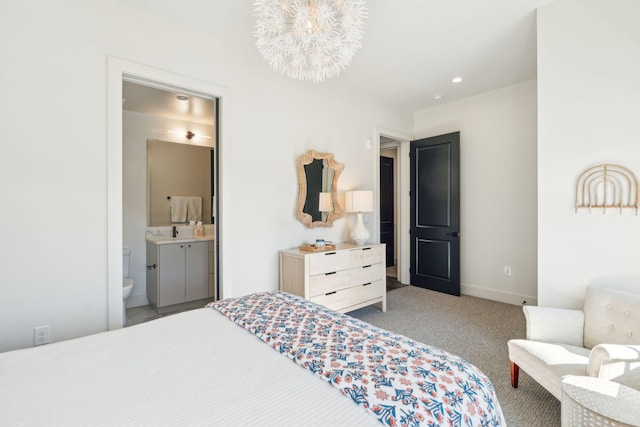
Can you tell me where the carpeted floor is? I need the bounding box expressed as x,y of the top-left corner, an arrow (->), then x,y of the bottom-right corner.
350,285 -> 560,427
386,275 -> 408,292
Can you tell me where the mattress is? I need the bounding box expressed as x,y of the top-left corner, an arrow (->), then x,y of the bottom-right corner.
0,307 -> 378,426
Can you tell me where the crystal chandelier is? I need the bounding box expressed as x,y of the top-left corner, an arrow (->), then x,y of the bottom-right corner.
253,0 -> 368,84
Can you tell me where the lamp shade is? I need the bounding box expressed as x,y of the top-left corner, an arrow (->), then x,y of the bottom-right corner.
318,192 -> 333,212
345,190 -> 373,213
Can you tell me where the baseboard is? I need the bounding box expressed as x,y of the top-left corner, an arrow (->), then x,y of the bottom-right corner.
127,294 -> 149,308
461,283 -> 538,306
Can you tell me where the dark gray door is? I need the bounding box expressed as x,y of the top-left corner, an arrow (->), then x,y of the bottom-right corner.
410,132 -> 460,296
380,156 -> 395,267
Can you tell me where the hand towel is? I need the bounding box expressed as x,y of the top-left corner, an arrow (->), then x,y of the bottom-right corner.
170,196 -> 188,223
186,197 -> 202,222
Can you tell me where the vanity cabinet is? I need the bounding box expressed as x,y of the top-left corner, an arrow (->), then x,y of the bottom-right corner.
279,243 -> 386,313
146,240 -> 210,310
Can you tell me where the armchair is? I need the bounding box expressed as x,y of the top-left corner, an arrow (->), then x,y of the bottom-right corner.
508,286 -> 640,400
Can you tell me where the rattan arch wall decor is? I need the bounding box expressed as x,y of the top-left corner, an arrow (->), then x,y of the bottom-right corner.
575,163 -> 639,214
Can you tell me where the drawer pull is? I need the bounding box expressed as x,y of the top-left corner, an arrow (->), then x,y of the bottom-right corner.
363,282 -> 372,286
325,272 -> 337,276
362,247 -> 372,251
362,265 -> 372,269
324,252 -> 337,256
326,291 -> 337,295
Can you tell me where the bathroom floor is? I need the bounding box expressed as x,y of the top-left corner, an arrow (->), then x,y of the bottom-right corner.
126,300 -> 213,327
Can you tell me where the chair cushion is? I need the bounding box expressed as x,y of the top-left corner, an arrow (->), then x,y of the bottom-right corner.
583,287 -> 640,349
508,339 -> 591,400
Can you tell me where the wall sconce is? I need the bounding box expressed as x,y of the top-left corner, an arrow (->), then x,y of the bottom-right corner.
160,129 -> 213,141
345,190 -> 373,245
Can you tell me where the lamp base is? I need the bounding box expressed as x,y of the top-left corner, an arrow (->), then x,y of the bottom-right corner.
350,212 -> 370,245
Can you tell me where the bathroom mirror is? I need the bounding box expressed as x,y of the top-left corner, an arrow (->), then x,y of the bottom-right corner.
147,139 -> 214,226
296,150 -> 344,228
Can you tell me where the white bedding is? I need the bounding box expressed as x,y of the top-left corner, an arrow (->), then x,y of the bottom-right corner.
0,307 -> 379,426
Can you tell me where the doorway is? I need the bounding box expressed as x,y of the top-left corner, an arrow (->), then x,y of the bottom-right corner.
122,80 -> 219,326
379,135 -> 408,292
107,57 -> 230,330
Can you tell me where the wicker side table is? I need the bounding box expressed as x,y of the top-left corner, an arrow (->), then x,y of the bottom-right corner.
561,375 -> 640,427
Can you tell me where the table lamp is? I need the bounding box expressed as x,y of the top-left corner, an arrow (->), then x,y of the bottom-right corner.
345,190 -> 373,245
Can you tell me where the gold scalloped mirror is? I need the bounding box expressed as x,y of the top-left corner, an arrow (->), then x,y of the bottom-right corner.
296,150 -> 344,228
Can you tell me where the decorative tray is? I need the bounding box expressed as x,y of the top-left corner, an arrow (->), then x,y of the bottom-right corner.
299,243 -> 336,252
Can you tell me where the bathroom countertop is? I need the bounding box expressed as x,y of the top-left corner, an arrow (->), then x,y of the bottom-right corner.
146,235 -> 215,245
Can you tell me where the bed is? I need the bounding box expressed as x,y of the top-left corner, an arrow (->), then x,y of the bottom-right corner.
0,291 -> 504,426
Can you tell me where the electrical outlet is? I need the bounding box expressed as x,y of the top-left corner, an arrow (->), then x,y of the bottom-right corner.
504,266 -> 512,276
34,325 -> 50,346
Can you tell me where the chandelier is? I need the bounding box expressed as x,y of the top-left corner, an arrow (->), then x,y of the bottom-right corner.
253,0 -> 368,84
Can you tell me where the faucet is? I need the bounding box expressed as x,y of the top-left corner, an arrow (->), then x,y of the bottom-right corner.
172,226 -> 178,238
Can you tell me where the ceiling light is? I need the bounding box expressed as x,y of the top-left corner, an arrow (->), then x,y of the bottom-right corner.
253,0 -> 368,84
433,93 -> 443,100
452,77 -> 463,83
176,95 -> 189,101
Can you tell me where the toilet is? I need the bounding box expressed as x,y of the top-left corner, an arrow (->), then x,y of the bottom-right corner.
122,248 -> 135,325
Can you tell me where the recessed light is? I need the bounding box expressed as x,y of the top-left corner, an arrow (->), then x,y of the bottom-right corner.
433,93 -> 443,100
452,76 -> 462,83
176,95 -> 189,101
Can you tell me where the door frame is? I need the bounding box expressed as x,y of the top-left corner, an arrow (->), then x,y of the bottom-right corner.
107,57 -> 232,330
373,127 -> 412,285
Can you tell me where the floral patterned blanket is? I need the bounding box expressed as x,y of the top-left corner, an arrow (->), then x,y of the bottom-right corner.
208,291 -> 504,427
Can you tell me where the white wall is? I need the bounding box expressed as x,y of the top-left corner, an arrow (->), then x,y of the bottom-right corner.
414,81 -> 538,305
0,1 -> 411,351
537,0 -> 640,308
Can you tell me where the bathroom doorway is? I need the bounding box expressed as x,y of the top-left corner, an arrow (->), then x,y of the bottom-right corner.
107,57 -> 230,330
122,80 -> 220,326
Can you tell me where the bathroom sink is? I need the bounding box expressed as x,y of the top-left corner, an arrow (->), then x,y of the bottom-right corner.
146,235 -> 214,245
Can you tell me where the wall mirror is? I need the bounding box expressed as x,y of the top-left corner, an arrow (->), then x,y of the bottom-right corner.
296,150 -> 344,228
147,139 -> 214,226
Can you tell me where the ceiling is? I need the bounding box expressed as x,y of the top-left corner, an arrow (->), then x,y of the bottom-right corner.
119,0 -> 550,114
122,81 -> 216,125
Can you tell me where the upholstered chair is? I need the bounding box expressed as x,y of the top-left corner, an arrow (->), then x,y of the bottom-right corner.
508,286 -> 640,400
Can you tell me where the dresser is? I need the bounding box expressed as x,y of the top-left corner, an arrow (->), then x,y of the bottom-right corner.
280,243 -> 386,313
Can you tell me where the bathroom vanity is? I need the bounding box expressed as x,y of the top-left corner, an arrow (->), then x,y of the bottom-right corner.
146,235 -> 215,313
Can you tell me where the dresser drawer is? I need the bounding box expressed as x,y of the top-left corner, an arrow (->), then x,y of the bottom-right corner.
351,263 -> 383,286
350,280 -> 383,304
309,269 -> 351,297
309,250 -> 350,275
310,288 -> 351,311
350,246 -> 384,267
